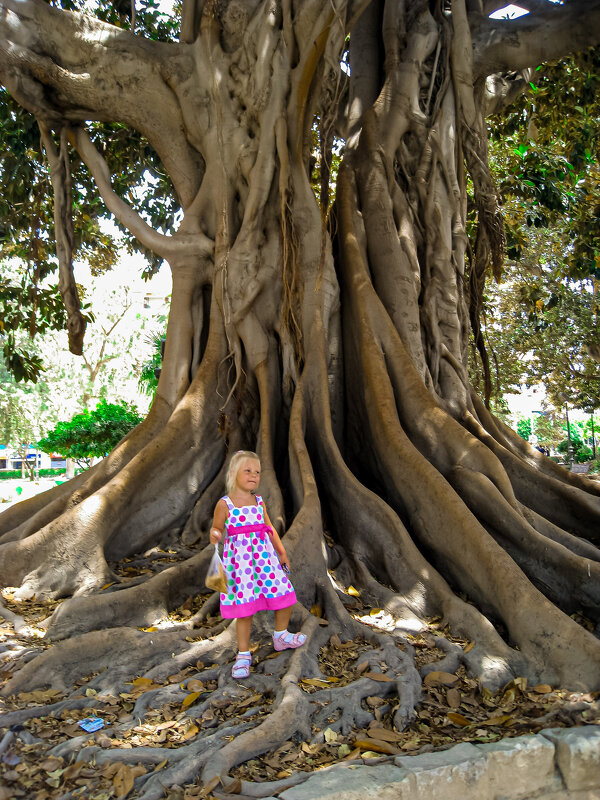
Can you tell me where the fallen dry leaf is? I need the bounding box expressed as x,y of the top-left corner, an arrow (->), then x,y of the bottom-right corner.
446,712 -> 471,727
423,671 -> 459,687
481,714 -> 514,726
203,775 -> 222,793
366,696 -> 386,708
113,763 -> 136,798
224,777 -> 242,793
131,677 -> 154,687
182,691 -> 202,708
17,688 -> 62,704
446,687 -> 461,707
301,678 -> 334,688
62,761 -> 86,781
323,727 -> 338,742
363,671 -> 393,682
367,727 -> 403,742
40,757 -> 64,772
353,738 -> 400,755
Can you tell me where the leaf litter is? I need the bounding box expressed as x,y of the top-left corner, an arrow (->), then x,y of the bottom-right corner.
1,559 -> 599,799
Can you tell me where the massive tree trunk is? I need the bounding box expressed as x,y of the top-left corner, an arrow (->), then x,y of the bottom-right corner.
1,0 -> 600,795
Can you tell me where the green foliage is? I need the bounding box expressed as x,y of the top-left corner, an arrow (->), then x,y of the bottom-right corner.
575,444 -> 594,463
0,363 -> 47,480
490,50 -> 600,281
532,412 -> 564,450
0,261 -> 96,382
138,331 -> 166,396
38,399 -> 143,460
471,49 -> 600,408
516,417 -> 532,441
556,420 -> 596,462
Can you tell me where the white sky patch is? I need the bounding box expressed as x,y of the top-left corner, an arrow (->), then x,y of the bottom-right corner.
489,4 -> 530,19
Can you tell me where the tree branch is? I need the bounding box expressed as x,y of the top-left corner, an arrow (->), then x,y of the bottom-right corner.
0,0 -> 203,206
70,126 -> 214,263
472,0 -> 600,78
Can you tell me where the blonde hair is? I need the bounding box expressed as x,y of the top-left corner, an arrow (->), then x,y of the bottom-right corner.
226,450 -> 260,495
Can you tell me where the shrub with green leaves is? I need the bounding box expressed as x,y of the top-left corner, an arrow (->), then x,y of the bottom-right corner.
38,399 -> 142,460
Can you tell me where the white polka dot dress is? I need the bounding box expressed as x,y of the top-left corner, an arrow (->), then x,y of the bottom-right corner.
220,495 -> 296,618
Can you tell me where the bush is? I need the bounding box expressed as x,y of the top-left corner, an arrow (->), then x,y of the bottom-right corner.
38,400 -> 143,460
0,467 -> 66,480
575,444 -> 593,463
557,438 -> 581,455
517,417 -> 532,441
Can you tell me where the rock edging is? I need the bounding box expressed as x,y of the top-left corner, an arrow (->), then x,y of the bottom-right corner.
276,725 -> 600,800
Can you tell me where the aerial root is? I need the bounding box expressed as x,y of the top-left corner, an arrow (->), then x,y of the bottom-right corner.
519,503 -> 600,562
0,696 -> 105,730
65,721 -> 259,800
471,393 -> 600,497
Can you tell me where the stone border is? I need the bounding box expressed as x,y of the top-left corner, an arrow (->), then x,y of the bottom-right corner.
276,726 -> 600,800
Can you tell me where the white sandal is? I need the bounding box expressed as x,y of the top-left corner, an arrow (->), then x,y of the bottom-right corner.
231,653 -> 251,679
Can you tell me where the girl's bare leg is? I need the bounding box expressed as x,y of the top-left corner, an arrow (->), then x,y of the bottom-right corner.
236,615 -> 253,651
273,607 -> 292,631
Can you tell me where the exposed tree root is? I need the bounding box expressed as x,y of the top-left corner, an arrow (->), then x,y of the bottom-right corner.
45,549 -> 214,640
463,408 -> 600,543
0,628 -> 191,696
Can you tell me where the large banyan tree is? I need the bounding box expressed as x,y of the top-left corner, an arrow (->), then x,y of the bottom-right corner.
1,0 -> 600,794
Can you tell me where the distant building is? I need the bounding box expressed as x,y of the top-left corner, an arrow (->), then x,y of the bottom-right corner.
0,445 -> 62,472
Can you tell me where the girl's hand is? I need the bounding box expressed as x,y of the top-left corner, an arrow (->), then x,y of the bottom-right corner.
210,528 -> 222,544
278,550 -> 291,572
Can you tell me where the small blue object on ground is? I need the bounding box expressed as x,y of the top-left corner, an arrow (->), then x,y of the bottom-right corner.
77,716 -> 105,732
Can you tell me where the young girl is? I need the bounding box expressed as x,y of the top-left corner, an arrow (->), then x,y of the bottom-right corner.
210,451 -> 306,679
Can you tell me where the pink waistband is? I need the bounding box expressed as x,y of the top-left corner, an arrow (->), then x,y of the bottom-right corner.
226,522 -> 273,539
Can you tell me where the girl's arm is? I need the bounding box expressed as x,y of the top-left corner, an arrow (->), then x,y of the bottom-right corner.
210,499 -> 228,544
262,504 -> 290,569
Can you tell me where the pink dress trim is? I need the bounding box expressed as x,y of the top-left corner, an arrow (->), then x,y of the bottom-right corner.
221,591 -> 297,619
